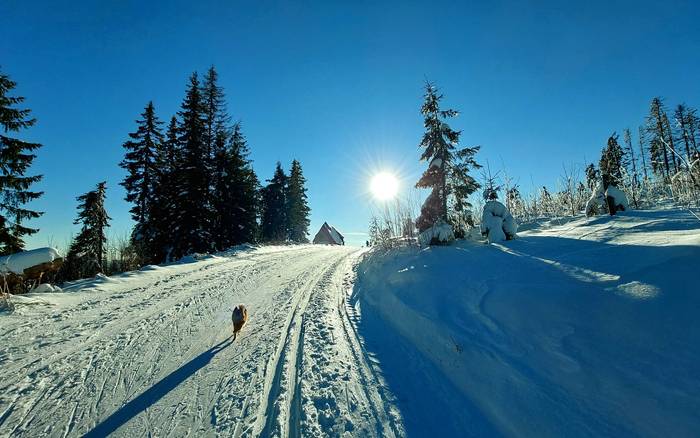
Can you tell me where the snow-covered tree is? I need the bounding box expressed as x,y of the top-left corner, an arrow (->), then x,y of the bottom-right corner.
119,101 -> 164,263
62,182 -> 110,280
0,69 -> 43,255
599,132 -> 624,188
646,97 -> 674,180
415,82 -> 480,234
286,159 -> 311,243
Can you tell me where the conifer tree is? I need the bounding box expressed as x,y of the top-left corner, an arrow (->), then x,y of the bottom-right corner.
415,82 -> 480,233
286,159 -> 311,242
674,104 -> 696,164
214,123 -> 260,248
228,124 -> 260,244
599,133 -> 625,188
201,66 -> 231,242
119,101 -> 164,263
0,69 -> 43,254
646,97 -> 673,179
585,163 -> 599,191
63,182 -> 110,280
261,162 -> 288,241
171,73 -> 212,258
637,126 -> 649,181
150,116 -> 181,261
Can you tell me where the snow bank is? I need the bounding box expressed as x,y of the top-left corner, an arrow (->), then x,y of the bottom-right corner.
355,208 -> 700,436
0,247 -> 62,275
418,219 -> 454,246
480,200 -> 517,243
30,283 -> 62,293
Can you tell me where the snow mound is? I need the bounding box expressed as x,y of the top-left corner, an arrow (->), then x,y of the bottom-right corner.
0,247 -> 62,275
30,283 -> 62,293
418,219 -> 454,246
480,201 -> 517,243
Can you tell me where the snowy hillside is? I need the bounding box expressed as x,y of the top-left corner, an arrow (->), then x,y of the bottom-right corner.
354,208 -> 700,437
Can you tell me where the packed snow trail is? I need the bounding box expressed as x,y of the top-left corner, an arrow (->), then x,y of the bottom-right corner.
0,245 -> 404,437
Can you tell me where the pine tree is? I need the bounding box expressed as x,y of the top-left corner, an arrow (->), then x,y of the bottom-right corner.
622,128 -> 639,208
215,123 -> 260,248
0,69 -> 43,254
585,163 -> 600,190
599,132 -> 625,188
119,101 -> 164,263
637,126 -> 649,181
170,73 -> 213,259
261,162 -> 288,241
646,97 -> 672,179
201,66 -> 231,243
149,116 -> 181,262
63,182 -> 110,280
286,159 -> 311,242
415,82 -> 480,233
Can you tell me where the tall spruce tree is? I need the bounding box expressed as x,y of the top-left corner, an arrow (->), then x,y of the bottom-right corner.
415,82 -> 480,233
150,116 -> 181,262
171,72 -> 213,258
261,162 -> 288,241
286,159 -> 311,242
585,163 -> 600,190
222,123 -> 259,246
63,182 -> 110,280
646,97 -> 673,179
637,125 -> 649,181
0,69 -> 43,254
119,101 -> 164,263
201,66 -> 231,243
599,133 -> 625,188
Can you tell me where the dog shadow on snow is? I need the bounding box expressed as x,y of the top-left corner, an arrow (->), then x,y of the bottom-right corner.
85,337 -> 233,437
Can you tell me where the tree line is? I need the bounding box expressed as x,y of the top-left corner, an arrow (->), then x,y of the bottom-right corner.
0,66 -> 311,283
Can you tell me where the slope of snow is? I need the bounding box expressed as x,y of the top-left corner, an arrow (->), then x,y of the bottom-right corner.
354,208 -> 700,437
0,245 -> 403,437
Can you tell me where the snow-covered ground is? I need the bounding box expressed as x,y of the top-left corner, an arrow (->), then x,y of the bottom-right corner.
354,208 -> 700,437
0,245 -> 403,437
2,209 -> 699,438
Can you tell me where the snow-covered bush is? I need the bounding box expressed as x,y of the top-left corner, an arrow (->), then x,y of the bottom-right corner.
480,201 -> 517,243
585,183 -> 606,217
418,219 -> 454,246
605,186 -> 629,211
586,184 -> 630,216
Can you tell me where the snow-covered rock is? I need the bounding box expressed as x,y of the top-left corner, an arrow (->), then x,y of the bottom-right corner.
480,201 -> 517,243
0,247 -> 62,275
418,219 -> 454,246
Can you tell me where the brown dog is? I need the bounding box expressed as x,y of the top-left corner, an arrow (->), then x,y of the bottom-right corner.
231,304 -> 248,340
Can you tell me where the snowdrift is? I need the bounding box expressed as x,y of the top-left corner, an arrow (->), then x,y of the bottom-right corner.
354,209 -> 700,437
418,219 -> 454,246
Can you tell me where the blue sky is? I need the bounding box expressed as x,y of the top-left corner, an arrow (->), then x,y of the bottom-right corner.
2,0 -> 700,248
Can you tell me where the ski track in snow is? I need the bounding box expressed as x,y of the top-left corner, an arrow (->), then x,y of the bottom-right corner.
0,245 -> 404,438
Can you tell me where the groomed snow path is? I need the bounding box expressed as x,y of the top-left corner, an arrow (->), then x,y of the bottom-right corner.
0,246 -> 404,437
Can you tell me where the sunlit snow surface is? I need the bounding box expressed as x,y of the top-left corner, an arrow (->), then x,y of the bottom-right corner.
354,208 -> 700,437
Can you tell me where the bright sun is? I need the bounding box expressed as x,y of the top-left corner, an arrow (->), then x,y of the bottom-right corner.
370,172 -> 399,201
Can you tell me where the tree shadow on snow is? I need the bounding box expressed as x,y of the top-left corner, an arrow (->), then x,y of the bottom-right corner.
84,337 -> 233,437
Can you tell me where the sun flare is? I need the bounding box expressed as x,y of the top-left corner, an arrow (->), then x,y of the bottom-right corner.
370,172 -> 399,201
